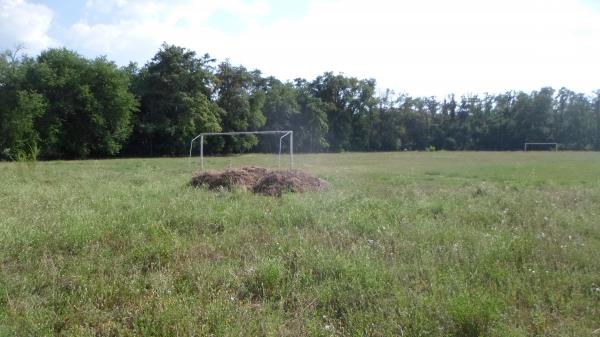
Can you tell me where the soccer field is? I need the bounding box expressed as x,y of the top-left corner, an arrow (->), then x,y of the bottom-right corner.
1,152 -> 599,336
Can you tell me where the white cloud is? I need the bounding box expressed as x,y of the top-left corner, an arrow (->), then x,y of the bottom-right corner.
0,0 -> 57,54
245,0 -> 600,96
65,0 -> 261,65
64,0 -> 600,96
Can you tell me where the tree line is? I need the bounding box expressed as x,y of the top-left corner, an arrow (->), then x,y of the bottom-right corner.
1,43 -> 599,160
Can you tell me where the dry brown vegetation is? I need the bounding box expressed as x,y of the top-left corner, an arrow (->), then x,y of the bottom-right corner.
190,166 -> 329,196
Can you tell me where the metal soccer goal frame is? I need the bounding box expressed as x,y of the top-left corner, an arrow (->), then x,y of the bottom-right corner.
523,142 -> 558,151
189,131 -> 294,171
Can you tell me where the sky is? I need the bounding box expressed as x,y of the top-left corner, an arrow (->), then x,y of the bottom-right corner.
1,0 -> 599,97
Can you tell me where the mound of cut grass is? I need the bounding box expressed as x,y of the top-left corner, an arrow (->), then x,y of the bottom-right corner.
190,166 -> 329,196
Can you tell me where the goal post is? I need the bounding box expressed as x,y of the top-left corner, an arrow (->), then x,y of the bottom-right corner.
189,131 -> 293,171
523,142 -> 558,151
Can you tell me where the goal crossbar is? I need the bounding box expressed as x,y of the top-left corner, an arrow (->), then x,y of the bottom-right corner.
189,131 -> 293,171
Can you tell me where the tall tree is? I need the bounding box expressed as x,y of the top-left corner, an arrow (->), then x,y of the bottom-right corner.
349,79 -> 377,151
214,61 -> 266,153
258,77 -> 299,152
527,87 -> 555,142
294,78 -> 329,152
594,90 -> 600,150
371,90 -> 404,151
25,48 -> 137,158
311,73 -> 377,151
128,43 -> 220,156
0,49 -> 46,160
311,73 -> 352,151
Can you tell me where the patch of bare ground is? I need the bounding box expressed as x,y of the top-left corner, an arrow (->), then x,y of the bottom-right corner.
190,166 -> 329,196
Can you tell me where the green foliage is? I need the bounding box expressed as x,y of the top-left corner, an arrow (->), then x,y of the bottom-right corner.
447,293 -> 499,337
241,258 -> 287,300
214,62 -> 266,153
257,78 -> 299,152
368,89 -> 404,151
0,90 -> 46,160
293,78 -> 329,152
0,50 -> 46,160
3,48 -> 139,159
126,43 -> 221,156
310,73 -> 377,151
2,44 -> 600,159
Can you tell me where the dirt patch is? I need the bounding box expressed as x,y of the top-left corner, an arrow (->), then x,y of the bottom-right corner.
190,166 -> 328,196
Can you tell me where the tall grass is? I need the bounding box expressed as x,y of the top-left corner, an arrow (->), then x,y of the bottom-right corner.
0,152 -> 599,336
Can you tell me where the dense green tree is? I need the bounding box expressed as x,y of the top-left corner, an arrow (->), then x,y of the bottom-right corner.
128,44 -> 221,156
257,77 -> 299,152
22,49 -> 137,158
0,49 -> 46,159
2,44 -> 600,159
349,79 -> 378,151
555,89 -> 594,149
311,73 -> 377,151
370,90 -> 404,151
311,73 -> 352,151
436,95 -> 458,149
0,91 -> 46,160
523,87 -> 555,144
294,79 -> 329,152
594,91 -> 600,149
399,99 -> 429,150
214,61 -> 266,153
262,78 -> 298,130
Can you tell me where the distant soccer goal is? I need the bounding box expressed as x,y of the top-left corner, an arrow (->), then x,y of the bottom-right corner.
189,131 -> 293,171
523,142 -> 558,151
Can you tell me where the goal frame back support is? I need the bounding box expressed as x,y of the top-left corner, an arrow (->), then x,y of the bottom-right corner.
189,131 -> 293,171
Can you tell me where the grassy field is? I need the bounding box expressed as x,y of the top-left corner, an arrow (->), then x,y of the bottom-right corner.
1,152 -> 599,336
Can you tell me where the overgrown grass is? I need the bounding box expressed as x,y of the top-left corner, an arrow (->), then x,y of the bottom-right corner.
1,152 -> 599,336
